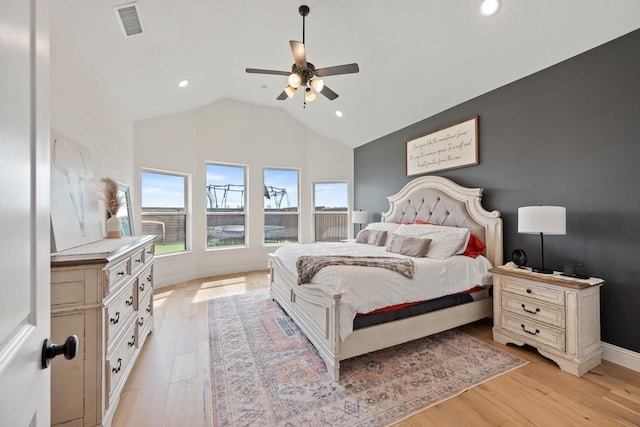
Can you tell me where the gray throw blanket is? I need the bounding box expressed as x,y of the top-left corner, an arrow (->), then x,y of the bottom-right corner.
296,255 -> 415,285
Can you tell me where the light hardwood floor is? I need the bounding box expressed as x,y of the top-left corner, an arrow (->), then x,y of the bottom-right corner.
112,271 -> 640,427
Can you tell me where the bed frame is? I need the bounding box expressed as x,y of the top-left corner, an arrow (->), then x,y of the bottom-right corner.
268,176 -> 503,380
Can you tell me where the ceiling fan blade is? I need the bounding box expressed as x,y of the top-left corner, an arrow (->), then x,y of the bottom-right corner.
314,63 -> 359,77
276,91 -> 288,100
319,85 -> 339,100
289,40 -> 307,70
246,68 -> 290,76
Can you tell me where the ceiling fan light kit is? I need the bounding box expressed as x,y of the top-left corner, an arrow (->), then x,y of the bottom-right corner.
246,5 -> 359,107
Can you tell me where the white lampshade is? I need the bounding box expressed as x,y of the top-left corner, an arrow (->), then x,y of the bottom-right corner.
288,73 -> 301,88
352,211 -> 369,225
304,87 -> 316,103
310,79 -> 324,92
518,206 -> 566,235
284,85 -> 297,98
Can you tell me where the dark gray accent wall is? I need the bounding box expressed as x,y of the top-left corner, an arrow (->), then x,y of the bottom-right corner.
354,29 -> 640,353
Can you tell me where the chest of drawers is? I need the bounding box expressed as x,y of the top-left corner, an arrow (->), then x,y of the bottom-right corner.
51,236 -> 155,427
491,266 -> 604,377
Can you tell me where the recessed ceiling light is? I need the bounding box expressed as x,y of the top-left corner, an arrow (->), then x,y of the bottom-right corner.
480,0 -> 500,16
335,110 -> 343,118
177,79 -> 189,88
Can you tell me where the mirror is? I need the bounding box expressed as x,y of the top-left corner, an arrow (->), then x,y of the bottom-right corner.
116,182 -> 134,236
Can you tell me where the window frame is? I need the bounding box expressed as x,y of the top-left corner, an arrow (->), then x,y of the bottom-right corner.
313,181 -> 349,242
263,167 -> 300,246
140,168 -> 190,256
205,162 -> 248,250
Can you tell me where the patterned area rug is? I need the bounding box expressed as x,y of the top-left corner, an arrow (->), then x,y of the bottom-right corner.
208,289 -> 525,426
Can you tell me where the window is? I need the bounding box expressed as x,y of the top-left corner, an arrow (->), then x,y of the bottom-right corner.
206,163 -> 247,248
141,170 -> 188,255
264,168 -> 299,244
314,182 -> 348,242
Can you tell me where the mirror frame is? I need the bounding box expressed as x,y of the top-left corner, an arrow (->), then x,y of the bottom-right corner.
116,181 -> 134,236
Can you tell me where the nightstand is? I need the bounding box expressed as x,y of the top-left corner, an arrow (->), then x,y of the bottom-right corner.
491,265 -> 604,377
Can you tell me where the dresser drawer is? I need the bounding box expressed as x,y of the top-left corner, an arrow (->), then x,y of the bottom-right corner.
137,265 -> 153,304
501,292 -> 565,328
501,312 -> 565,351
105,258 -> 130,296
105,281 -> 135,348
137,290 -> 153,348
106,321 -> 137,403
129,248 -> 145,275
502,278 -> 565,306
143,243 -> 154,263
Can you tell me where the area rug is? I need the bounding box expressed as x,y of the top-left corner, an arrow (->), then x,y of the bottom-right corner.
208,289 -> 526,427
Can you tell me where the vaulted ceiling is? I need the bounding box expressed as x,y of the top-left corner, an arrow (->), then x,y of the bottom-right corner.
52,0 -> 640,148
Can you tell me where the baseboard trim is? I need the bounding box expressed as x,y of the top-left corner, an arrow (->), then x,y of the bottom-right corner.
602,341 -> 640,372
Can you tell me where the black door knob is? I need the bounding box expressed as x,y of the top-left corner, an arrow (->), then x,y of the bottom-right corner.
41,335 -> 78,369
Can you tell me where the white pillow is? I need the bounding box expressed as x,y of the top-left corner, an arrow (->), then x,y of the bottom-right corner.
364,222 -> 401,234
393,224 -> 470,259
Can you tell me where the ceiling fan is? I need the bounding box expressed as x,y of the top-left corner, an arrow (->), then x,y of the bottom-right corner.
246,5 -> 359,105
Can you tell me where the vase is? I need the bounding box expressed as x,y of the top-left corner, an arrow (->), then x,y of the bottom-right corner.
106,216 -> 121,238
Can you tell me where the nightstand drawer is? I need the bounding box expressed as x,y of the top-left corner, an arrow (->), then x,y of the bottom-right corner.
502,278 -> 565,306
501,312 -> 565,351
501,292 -> 565,328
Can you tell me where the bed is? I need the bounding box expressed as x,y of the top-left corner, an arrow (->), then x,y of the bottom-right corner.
268,176 -> 503,380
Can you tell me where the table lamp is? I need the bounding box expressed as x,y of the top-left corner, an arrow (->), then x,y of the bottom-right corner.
518,206 -> 566,274
352,210 -> 369,232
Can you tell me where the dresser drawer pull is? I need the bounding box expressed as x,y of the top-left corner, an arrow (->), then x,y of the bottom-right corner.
146,304 -> 151,313
139,317 -> 144,327
521,304 -> 540,315
139,282 -> 145,292
521,324 -> 540,336
110,312 -> 120,325
526,289 -> 532,294
128,335 -> 135,347
117,271 -> 125,277
147,275 -> 152,282
135,258 -> 142,263
125,296 -> 133,306
112,358 -> 122,373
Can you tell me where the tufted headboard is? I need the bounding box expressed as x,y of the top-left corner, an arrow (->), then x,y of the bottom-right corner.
381,176 -> 503,267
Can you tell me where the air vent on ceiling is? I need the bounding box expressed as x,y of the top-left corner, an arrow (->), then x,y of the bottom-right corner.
114,2 -> 143,37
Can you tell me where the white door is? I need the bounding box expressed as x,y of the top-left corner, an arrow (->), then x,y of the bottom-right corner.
0,0 -> 51,425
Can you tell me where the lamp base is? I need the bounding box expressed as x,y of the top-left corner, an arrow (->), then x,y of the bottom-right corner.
532,267 -> 554,274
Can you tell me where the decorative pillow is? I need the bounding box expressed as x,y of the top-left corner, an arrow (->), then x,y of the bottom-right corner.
355,229 -> 388,246
462,233 -> 486,258
394,224 -> 470,259
386,234 -> 431,257
364,222 -> 401,234
354,229 -> 371,243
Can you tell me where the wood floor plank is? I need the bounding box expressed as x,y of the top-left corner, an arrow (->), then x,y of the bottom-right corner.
111,270 -> 640,427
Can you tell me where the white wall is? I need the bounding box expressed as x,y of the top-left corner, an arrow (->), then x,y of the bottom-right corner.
50,12 -> 134,235
134,99 -> 353,287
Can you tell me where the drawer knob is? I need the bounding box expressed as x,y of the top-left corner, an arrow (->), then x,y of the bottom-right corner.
125,296 -> 133,306
117,271 -> 125,277
521,304 -> 540,315
526,289 -> 532,294
139,317 -> 144,327
112,358 -> 122,374
139,282 -> 145,292
146,304 -> 152,313
135,258 -> 142,263
110,311 -> 120,325
41,335 -> 78,369
521,324 -> 540,336
128,335 -> 135,347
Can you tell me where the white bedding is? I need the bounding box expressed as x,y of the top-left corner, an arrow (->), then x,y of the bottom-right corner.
272,242 -> 493,339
